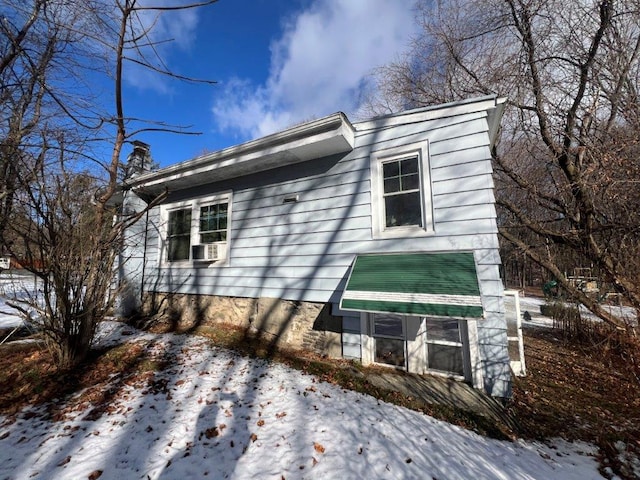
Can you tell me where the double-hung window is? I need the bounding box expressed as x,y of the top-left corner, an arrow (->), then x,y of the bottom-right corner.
167,208 -> 192,262
161,192 -> 232,265
199,203 -> 228,243
382,156 -> 422,227
371,142 -> 432,237
370,313 -> 406,368
425,318 -> 467,378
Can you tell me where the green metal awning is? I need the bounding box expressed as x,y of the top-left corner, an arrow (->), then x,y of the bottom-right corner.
339,252 -> 483,318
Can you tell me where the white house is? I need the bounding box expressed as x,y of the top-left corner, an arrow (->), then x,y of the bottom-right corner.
118,95 -> 512,398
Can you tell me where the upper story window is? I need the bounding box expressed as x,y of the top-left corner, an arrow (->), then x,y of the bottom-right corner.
382,156 -> 422,228
371,142 -> 432,238
160,191 -> 232,266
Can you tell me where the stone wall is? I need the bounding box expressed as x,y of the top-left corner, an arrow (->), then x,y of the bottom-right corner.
141,292 -> 343,358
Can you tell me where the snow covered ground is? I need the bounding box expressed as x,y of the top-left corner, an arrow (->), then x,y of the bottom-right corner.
0,321 -> 609,480
0,275 -> 630,479
505,293 -> 637,329
0,272 -> 40,330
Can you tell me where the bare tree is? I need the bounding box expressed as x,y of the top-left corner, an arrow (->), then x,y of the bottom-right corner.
1,0 -> 217,368
0,0 -> 79,249
373,0 -> 640,331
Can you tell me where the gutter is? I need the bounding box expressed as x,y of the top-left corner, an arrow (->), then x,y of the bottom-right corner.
127,111 -> 354,190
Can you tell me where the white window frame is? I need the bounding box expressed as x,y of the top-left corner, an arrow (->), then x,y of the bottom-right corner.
423,318 -> 470,381
369,313 -> 407,369
159,191 -> 232,267
370,142 -> 433,238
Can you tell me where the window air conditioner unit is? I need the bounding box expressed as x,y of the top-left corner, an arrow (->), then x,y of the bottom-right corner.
204,242 -> 226,261
204,243 -> 219,261
193,243 -> 227,262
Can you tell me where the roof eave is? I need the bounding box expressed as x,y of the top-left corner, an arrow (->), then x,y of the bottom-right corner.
353,95 -> 507,133
128,112 -> 355,195
487,96 -> 507,147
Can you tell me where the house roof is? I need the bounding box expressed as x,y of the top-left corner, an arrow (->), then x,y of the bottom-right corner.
125,95 -> 506,197
353,95 -> 506,145
126,112 -> 355,196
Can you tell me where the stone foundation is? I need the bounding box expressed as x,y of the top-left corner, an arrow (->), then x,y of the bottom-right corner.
141,292 -> 343,358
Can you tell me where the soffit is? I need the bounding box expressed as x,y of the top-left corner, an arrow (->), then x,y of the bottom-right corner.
128,112 -> 355,196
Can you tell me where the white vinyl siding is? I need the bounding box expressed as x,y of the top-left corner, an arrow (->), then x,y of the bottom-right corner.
144,113 -> 502,305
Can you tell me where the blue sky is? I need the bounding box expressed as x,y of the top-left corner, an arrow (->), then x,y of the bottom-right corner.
121,0 -> 418,167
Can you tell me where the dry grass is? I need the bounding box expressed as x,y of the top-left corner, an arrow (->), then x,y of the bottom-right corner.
0,341 -> 166,418
508,327 -> 640,479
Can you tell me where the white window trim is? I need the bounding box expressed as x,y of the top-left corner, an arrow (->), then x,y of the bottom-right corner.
424,318 -> 470,381
159,191 -> 232,267
370,141 -> 433,239
360,312 -> 373,365
369,313 -> 407,370
466,319 -> 484,389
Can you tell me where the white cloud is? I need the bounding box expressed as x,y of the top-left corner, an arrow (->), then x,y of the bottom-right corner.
212,0 -> 417,140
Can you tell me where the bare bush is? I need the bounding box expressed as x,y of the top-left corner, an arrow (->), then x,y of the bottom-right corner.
0,0 -> 216,368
